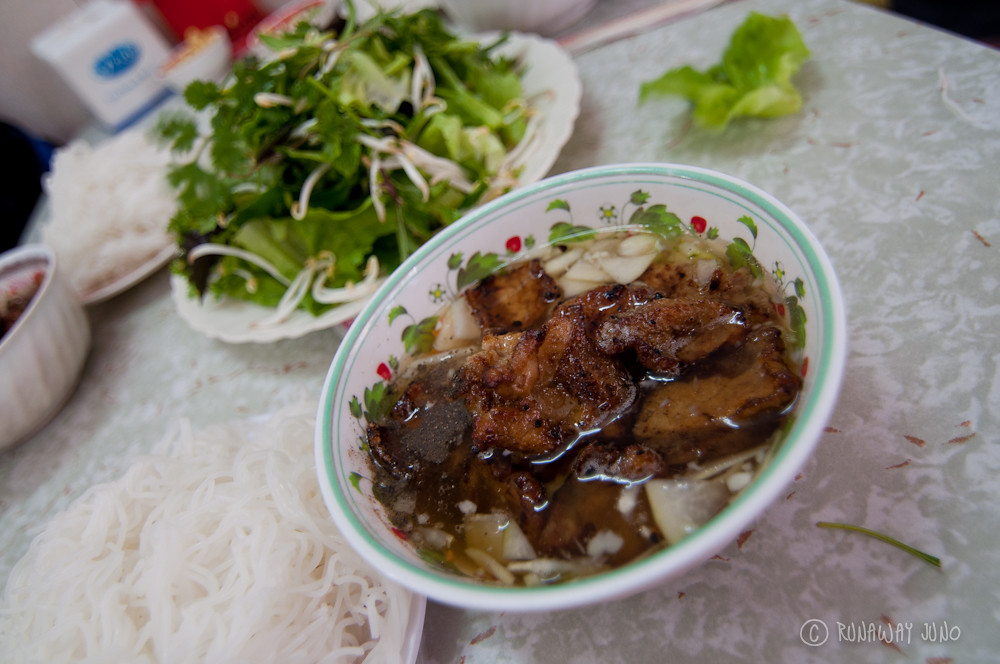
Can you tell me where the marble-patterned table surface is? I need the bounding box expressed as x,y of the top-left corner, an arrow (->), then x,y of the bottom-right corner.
2,0 -> 998,661
425,0 -> 1000,660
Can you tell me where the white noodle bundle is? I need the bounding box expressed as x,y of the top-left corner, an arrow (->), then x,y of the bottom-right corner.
0,401 -> 414,664
41,128 -> 176,297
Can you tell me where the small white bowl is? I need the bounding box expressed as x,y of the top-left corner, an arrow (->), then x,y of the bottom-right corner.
439,0 -> 598,36
0,245 -> 90,450
159,25 -> 232,93
315,163 -> 847,611
245,0 -> 340,58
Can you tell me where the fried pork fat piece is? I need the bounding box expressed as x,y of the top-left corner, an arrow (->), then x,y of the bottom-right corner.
633,327 -> 802,464
454,314 -> 636,456
464,258 -> 562,332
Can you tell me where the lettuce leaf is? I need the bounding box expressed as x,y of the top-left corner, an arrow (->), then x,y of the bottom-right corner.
639,12 -> 810,131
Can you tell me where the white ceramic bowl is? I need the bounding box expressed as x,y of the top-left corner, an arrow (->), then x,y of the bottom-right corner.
315,163 -> 846,611
0,244 -> 90,450
159,25 -> 232,93
245,0 -> 339,58
439,0 -> 598,36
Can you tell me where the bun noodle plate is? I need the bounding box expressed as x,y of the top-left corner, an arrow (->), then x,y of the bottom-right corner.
40,129 -> 176,302
0,400 -> 418,664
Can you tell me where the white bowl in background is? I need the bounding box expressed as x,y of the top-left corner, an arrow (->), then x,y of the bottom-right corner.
439,0 -> 598,36
0,245 -> 90,450
159,25 -> 232,93
315,163 -> 847,611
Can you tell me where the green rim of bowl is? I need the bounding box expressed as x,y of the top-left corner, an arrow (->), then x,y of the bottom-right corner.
317,162 -> 846,610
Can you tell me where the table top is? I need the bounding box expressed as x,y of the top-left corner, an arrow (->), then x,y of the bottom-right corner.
3,0 -> 999,661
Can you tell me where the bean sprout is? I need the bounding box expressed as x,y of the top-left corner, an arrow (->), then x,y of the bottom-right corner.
187,245 -> 291,287
291,162 -> 332,220
253,92 -> 295,108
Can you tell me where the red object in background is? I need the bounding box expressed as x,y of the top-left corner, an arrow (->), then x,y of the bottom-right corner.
143,0 -> 265,53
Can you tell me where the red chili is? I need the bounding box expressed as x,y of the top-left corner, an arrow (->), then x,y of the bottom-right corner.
505,236 -> 522,253
377,362 -> 392,381
690,216 -> 707,233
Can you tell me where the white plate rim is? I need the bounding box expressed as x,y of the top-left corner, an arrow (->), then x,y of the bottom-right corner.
81,244 -> 176,305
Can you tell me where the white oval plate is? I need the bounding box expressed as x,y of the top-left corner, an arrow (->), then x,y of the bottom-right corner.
172,31 -> 582,344
82,244 -> 176,305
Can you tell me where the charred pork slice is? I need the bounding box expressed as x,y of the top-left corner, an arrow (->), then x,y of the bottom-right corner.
555,284 -> 749,374
633,327 -> 802,464
572,442 -> 670,484
639,262 -> 778,328
593,297 -> 749,374
454,315 -> 636,456
552,283 -> 659,338
464,259 -> 562,332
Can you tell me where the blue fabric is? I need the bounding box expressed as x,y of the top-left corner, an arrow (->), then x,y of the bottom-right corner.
1,122 -> 55,251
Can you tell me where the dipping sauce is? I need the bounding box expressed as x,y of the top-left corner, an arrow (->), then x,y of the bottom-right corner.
365,229 -> 803,585
0,268 -> 44,341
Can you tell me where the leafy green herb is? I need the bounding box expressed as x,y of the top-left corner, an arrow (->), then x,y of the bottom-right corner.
158,3 -> 531,317
417,546 -> 458,572
817,521 -> 942,568
639,12 -> 811,130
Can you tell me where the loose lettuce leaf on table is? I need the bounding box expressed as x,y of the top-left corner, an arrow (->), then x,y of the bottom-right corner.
639,12 -> 811,131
